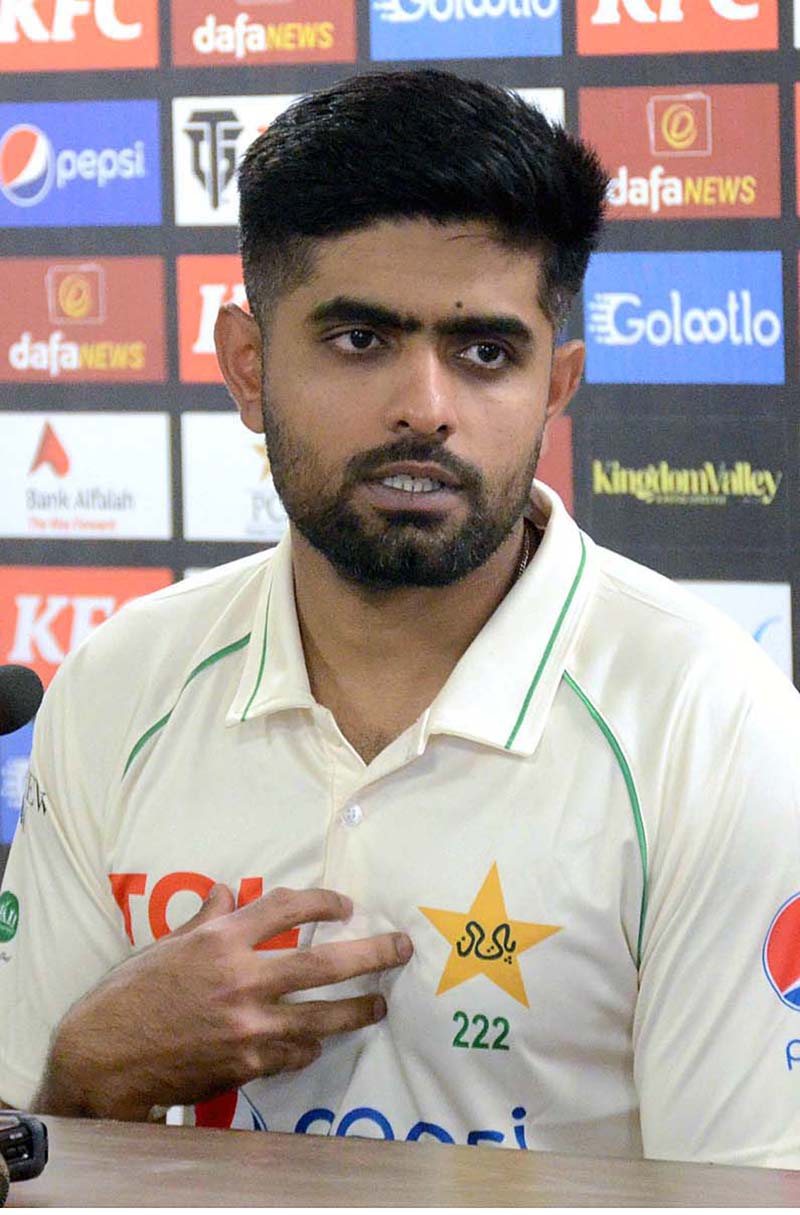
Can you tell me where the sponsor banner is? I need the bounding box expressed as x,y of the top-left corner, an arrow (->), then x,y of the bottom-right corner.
0,412 -> 172,540
172,95 -> 298,227
678,580 -> 792,678
0,257 -> 166,383
370,0 -> 561,62
537,414 -> 572,514
171,0 -> 356,66
0,566 -> 174,689
514,88 -> 565,126
580,84 -> 779,221
0,0 -> 159,72
177,254 -> 245,382
586,415 -> 789,553
0,99 -> 160,228
0,720 -> 32,847
577,0 -> 777,56
584,252 -> 784,385
182,412 -> 288,543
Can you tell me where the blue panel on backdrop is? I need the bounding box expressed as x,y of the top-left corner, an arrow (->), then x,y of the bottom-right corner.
0,100 -> 161,228
0,721 -> 32,847
370,0 -> 561,61
584,251 -> 785,385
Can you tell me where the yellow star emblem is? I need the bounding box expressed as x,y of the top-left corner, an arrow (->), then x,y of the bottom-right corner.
419,863 -> 561,1008
252,443 -> 272,481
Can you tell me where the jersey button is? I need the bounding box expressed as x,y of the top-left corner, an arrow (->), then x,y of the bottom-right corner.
339,804 -> 363,827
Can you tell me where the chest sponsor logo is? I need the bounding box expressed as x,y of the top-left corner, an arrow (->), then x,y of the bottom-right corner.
0,100 -> 160,227
182,412 -> 288,543
0,567 -> 173,688
370,0 -> 561,62
678,581 -> 792,678
0,413 -> 172,540
0,721 -> 32,846
0,0 -> 159,71
1,257 -> 166,382
420,863 -> 560,1006
584,252 -> 784,385
580,85 -> 779,220
764,894 -> 800,1011
172,95 -> 298,227
177,254 -> 245,382
171,0 -> 355,66
0,891 -> 19,942
577,0 -> 777,54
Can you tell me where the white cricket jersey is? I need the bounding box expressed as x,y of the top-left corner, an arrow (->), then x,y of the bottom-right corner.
2,483 -> 800,1167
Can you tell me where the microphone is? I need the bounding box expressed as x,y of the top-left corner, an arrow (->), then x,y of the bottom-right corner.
0,666 -> 44,737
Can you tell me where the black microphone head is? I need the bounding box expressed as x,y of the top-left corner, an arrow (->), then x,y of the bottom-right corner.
0,665 -> 44,737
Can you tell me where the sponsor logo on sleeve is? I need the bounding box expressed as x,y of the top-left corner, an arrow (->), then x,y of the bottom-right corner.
0,412 -> 172,540
0,566 -> 173,688
171,0 -> 355,66
577,0 -> 777,55
172,95 -> 298,226
181,412 -> 288,542
0,891 -> 18,942
0,100 -> 161,227
584,252 -> 784,385
580,85 -> 779,220
177,254 -> 246,382
764,894 -> 800,1010
0,257 -> 166,382
676,581 -> 792,678
370,0 -> 561,62
0,0 -> 159,71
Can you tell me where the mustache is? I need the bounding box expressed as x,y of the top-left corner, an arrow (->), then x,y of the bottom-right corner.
343,440 -> 484,494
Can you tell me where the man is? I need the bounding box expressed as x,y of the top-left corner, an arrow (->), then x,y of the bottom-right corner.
1,69 -> 799,1166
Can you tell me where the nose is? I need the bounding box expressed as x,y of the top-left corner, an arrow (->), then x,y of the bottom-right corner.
385,345 -> 458,440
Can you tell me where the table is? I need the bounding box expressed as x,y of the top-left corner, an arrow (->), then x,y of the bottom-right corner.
6,1117 -> 800,1207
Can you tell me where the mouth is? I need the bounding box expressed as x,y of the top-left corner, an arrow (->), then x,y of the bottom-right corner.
359,463 -> 462,513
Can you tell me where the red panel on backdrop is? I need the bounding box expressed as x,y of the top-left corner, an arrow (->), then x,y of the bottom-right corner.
577,0 -> 777,56
0,0 -> 159,71
177,254 -> 245,383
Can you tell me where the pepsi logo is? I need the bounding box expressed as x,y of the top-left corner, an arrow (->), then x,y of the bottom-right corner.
0,124 -> 53,207
763,892 -> 800,1010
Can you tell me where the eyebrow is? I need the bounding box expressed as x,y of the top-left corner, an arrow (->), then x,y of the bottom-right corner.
308,295 -> 535,348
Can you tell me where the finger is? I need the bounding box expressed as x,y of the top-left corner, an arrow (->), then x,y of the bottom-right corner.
268,933 -> 413,997
171,883 -> 236,937
266,994 -> 387,1043
231,887 -> 353,947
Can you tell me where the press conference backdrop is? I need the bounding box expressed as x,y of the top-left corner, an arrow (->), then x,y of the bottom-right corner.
0,0 -> 797,880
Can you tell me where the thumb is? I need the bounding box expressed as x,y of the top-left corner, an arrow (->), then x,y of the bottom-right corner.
172,883 -> 236,937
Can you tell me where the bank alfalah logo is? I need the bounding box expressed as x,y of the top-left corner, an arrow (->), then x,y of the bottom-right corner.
183,109 -> 243,210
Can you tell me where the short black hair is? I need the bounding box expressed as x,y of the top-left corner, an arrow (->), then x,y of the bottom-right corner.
238,69 -> 608,329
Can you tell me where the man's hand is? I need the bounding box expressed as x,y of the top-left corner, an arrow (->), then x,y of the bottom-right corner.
34,884 -> 413,1121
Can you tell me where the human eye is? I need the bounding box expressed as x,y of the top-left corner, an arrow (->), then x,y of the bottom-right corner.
327,328 -> 383,354
458,341 -> 513,370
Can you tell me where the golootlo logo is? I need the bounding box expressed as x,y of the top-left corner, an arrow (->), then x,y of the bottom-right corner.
0,124 -> 54,207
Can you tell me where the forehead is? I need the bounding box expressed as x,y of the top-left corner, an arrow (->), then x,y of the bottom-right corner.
288,219 -> 548,325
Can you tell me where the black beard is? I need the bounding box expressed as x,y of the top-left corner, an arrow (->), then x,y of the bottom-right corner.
262,403 -> 541,589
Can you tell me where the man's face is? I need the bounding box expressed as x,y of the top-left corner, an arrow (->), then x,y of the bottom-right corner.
219,219 -> 584,588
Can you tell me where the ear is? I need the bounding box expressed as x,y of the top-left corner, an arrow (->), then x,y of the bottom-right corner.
544,339 -> 585,426
214,304 -> 264,434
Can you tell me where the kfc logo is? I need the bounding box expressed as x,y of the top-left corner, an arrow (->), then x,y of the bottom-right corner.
578,0 -> 776,53
0,0 -> 159,71
0,567 -> 173,687
177,254 -> 246,382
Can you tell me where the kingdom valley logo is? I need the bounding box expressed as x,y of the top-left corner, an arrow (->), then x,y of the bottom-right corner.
0,257 -> 166,382
0,566 -> 173,688
0,412 -> 172,539
593,460 -> 781,506
177,254 -> 245,382
172,95 -> 298,227
0,0 -> 159,72
580,85 -> 779,220
171,0 -> 356,66
577,0 -> 777,54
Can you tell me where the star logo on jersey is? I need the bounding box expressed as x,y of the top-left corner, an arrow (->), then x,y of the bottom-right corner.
420,864 -> 560,1008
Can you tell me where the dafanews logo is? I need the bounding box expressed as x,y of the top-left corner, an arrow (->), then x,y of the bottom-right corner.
171,0 -> 355,66
0,257 -> 166,382
172,95 -> 297,227
0,0 -> 159,72
593,460 -> 781,506
0,566 -> 173,689
0,412 -> 172,539
577,0 -> 777,55
370,0 -> 561,62
580,85 -> 779,220
0,100 -> 160,227
181,412 -> 288,543
584,252 -> 784,385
